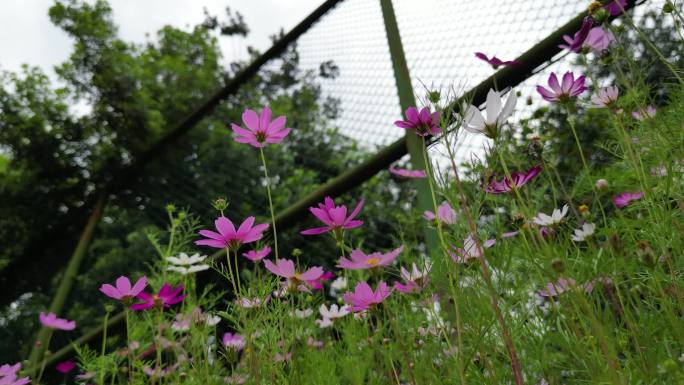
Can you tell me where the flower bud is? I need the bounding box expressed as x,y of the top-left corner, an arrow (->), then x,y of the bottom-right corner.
428,90 -> 441,104
292,248 -> 302,257
663,1 -> 675,13
165,204 -> 176,213
595,179 -> 609,189
212,198 -> 229,212
591,8 -> 610,24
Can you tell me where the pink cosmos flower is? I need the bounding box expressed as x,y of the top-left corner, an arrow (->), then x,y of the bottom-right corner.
337,246 -> 403,270
142,364 -> 177,378
604,0 -> 627,16
264,258 -> 324,291
231,107 -> 291,148
99,276 -> 148,301
130,283 -> 185,311
559,17 -> 594,53
196,216 -> 269,250
300,196 -> 363,235
222,333 -> 245,351
55,360 -> 76,374
235,296 -> 270,309
632,105 -> 656,120
474,52 -> 519,68
394,107 -> 441,137
537,72 -> 587,102
537,278 -> 590,297
449,235 -> 496,264
274,352 -> 292,362
306,271 -> 334,290
389,165 -> 426,179
394,262 -> 430,293
343,281 -> 392,312
485,165 -> 542,194
584,27 -> 615,53
243,246 -> 271,262
591,86 -> 619,108
0,363 -> 30,385
612,191 -> 644,208
39,312 -> 76,331
423,202 -> 457,225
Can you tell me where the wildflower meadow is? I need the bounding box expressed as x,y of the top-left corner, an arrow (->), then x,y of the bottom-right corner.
1,0 -> 684,384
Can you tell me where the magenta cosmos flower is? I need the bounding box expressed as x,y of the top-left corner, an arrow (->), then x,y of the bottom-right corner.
485,165 -> 542,194
612,191 -> 643,208
264,258 -> 324,289
100,276 -> 148,301
559,17 -> 593,53
55,360 -> 76,374
343,281 -> 392,312
243,246 -> 271,262
306,271 -> 334,290
0,363 -> 30,385
231,107 -> 291,148
423,202 -> 457,225
474,52 -> 519,69
300,196 -> 363,235
196,216 -> 269,250
389,165 -> 426,179
130,283 -> 185,311
603,0 -> 627,16
537,72 -> 587,102
394,107 -> 440,137
39,312 -> 76,331
337,246 -> 403,270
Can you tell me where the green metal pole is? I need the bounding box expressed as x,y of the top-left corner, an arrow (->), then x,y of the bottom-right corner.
379,0 -> 439,254
27,194 -> 107,376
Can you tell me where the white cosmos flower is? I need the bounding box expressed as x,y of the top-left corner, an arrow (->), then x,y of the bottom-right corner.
167,264 -> 210,275
315,318 -> 333,328
167,252 -> 207,266
571,223 -> 596,242
533,205 -> 569,226
293,308 -> 313,319
329,276 -> 347,297
319,303 -> 350,319
462,88 -> 517,139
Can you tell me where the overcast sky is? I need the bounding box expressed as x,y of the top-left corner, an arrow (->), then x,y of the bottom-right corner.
0,0 -> 322,78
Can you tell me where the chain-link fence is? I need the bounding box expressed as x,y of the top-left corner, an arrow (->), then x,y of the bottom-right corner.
8,0 -> 671,369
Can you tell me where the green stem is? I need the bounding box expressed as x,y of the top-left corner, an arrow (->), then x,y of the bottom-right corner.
260,147 -> 279,260
100,311 -> 110,384
224,247 -> 238,296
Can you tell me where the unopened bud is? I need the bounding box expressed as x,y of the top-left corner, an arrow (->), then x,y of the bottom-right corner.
165,204 -> 176,213
104,304 -> 115,313
428,90 -> 441,104
663,1 -> 675,13
595,178 -> 609,189
212,198 -> 229,212
592,8 -> 610,24
292,248 -> 302,257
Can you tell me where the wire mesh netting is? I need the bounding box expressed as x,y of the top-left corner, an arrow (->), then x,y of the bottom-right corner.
108,0 -> 670,266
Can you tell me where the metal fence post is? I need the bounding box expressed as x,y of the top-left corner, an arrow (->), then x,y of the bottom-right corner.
379,0 -> 439,254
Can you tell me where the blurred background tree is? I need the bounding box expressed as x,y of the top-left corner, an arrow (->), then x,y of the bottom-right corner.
0,0 -> 417,363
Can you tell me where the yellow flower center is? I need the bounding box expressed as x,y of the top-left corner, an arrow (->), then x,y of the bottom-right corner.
365,257 -> 381,266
